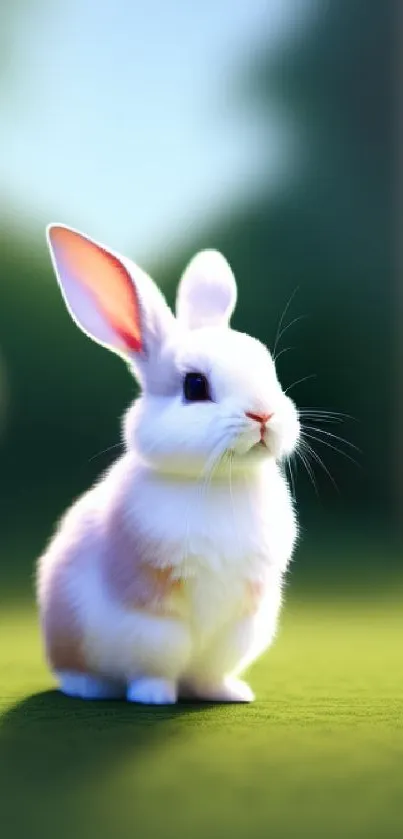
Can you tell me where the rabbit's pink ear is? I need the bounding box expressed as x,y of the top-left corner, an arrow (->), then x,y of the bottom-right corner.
176,249 -> 237,330
46,225 -> 174,359
47,225 -> 143,354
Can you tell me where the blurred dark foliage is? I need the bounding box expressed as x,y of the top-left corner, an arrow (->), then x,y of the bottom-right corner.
159,0 -> 397,525
0,0 -> 398,580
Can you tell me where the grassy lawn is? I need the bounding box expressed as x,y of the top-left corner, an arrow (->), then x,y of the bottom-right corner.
0,582 -> 402,839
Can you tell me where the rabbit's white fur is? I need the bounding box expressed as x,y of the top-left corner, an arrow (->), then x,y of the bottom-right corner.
37,225 -> 300,704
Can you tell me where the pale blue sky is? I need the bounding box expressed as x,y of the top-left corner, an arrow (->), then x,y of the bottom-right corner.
0,0 -> 308,259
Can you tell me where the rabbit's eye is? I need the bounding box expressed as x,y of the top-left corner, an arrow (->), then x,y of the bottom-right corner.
183,372 -> 211,402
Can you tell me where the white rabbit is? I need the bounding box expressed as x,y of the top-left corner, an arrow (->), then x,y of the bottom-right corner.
37,224 -> 300,705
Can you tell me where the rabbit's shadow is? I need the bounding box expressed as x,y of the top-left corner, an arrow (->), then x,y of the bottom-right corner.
0,688 -> 213,798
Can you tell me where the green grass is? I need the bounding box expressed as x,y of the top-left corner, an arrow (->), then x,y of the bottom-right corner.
0,590 -> 402,839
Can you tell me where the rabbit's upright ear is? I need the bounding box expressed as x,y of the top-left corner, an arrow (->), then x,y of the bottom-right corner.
176,250 -> 237,330
46,224 -> 175,359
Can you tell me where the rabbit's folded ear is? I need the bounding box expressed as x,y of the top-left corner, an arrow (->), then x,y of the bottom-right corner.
46,224 -> 175,359
176,249 -> 237,330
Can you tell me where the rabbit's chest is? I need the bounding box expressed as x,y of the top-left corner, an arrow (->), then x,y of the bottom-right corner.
129,472 -> 293,563
122,467 -> 296,635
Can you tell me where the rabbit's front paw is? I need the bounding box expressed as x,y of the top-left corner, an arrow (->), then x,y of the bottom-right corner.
58,672 -> 126,700
127,677 -> 177,705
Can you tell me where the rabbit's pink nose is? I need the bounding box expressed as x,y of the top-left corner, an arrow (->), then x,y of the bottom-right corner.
245,411 -> 273,425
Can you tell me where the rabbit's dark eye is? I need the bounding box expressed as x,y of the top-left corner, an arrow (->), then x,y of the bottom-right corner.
183,372 -> 211,402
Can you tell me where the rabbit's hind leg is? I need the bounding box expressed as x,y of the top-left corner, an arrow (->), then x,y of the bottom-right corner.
179,600 -> 279,703
127,677 -> 177,705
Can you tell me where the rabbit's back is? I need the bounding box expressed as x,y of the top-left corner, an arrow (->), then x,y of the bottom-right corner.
37,488 -> 102,673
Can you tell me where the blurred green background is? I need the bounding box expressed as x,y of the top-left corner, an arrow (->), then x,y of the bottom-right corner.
0,1 -> 401,838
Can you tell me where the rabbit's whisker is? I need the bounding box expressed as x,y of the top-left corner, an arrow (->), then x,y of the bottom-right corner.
88,442 -> 123,462
285,374 -> 316,395
273,315 -> 307,360
273,346 -> 294,364
299,409 -> 355,423
301,430 -> 360,468
301,424 -> 360,453
298,437 -> 339,492
272,286 -> 300,358
285,453 -> 297,502
295,444 -> 319,496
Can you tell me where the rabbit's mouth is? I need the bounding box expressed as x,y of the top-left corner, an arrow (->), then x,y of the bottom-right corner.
256,438 -> 271,452
239,426 -> 286,461
241,438 -> 271,460
250,440 -> 268,452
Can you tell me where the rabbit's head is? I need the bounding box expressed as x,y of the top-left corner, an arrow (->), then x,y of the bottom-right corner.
47,225 -> 300,477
